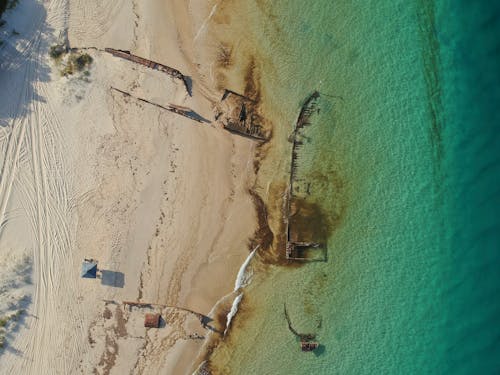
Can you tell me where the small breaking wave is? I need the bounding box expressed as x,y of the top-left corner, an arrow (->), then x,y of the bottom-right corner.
224,293 -> 243,336
234,245 -> 259,291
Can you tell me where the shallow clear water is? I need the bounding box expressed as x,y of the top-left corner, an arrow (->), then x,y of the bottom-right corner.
210,1 -> 500,373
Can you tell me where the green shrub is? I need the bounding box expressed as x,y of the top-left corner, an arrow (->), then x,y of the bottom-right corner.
60,64 -> 73,76
1,0 -> 18,17
12,309 -> 24,321
0,1 -> 7,17
61,52 -> 93,76
49,44 -> 66,59
6,0 -> 18,10
73,53 -> 93,70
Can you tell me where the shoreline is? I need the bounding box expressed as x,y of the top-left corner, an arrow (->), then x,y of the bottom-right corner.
3,1 -> 498,374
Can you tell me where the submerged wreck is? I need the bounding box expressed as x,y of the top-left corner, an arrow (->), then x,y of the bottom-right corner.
285,91 -> 325,261
284,304 -> 320,352
214,89 -> 268,141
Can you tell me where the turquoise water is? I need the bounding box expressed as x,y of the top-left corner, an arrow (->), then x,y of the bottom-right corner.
209,1 -> 500,374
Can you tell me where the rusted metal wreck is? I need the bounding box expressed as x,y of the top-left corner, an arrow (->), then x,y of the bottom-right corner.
284,91 -> 324,261
110,87 -> 208,124
105,48 -> 191,95
284,304 -> 320,352
214,89 -> 268,141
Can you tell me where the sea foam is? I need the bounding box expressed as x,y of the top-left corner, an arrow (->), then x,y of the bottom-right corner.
234,245 -> 259,291
224,293 -> 243,336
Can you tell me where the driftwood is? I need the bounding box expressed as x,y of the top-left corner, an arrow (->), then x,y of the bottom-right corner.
105,48 -> 191,95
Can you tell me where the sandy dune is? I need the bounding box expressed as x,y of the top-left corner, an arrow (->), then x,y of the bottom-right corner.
0,0 -> 257,373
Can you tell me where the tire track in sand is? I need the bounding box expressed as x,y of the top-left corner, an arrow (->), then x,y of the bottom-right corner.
0,0 -> 86,373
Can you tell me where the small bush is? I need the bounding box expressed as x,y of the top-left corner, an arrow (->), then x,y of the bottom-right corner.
6,0 -> 18,10
73,53 -> 93,70
49,44 -> 66,59
0,318 -> 7,327
0,0 -> 17,16
11,310 -> 23,321
61,64 -> 73,76
61,52 -> 93,76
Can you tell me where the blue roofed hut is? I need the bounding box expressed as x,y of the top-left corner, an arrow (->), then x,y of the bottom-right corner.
81,259 -> 98,278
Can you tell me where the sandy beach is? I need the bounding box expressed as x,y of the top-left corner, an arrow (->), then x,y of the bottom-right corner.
0,0 -> 259,373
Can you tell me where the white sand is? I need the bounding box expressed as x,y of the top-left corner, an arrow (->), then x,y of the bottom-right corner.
0,0 -> 257,373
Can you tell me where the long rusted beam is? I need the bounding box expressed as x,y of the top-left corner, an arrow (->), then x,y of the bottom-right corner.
105,48 -> 191,95
121,300 -> 205,319
110,87 -> 208,124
